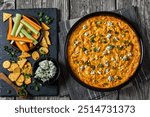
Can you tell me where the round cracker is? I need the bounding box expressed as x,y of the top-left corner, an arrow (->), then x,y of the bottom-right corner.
39,47 -> 49,54
3,60 -> 11,69
24,78 -> 31,85
16,81 -> 23,87
8,63 -> 19,72
32,51 -> 40,60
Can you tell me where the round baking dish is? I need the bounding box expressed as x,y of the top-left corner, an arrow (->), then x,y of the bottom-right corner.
65,11 -> 143,92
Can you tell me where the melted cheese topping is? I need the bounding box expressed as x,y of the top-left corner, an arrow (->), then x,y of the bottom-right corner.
67,16 -> 141,88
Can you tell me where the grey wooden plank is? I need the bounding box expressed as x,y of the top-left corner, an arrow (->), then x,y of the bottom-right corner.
0,0 -> 15,100
139,80 -> 150,99
119,80 -> 150,100
100,91 -> 119,100
89,0 -> 116,12
70,0 -> 90,19
70,0 -> 116,19
116,0 -> 150,42
119,85 -> 142,100
0,0 -> 15,10
41,0 -> 69,20
116,0 -> 150,99
16,0 -> 42,9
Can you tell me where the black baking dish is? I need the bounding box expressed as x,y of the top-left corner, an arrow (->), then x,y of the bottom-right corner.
65,11 -> 144,92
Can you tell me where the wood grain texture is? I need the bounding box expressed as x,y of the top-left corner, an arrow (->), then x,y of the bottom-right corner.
0,0 -> 15,10
119,80 -> 150,100
70,0 -> 90,19
100,91 -> 119,100
70,0 -> 116,19
116,0 -> 150,44
16,0 -> 42,8
41,0 -> 69,20
89,0 -> 116,12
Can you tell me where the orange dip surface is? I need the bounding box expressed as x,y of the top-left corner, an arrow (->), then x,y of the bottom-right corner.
67,16 -> 141,88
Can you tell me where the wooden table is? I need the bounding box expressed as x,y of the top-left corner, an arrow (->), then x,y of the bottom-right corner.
0,0 -> 150,100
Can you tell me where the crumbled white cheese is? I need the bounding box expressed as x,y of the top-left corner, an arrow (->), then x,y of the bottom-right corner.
74,40 -> 79,46
90,70 -> 95,75
80,65 -> 85,70
106,45 -> 113,51
111,57 -> 115,61
107,21 -> 113,26
107,50 -> 110,54
74,51 -> 79,54
108,76 -> 114,81
103,51 -> 107,55
34,60 -> 57,82
82,25 -> 87,30
105,60 -> 109,67
97,47 -> 100,52
84,50 -> 88,55
106,33 -> 111,39
122,34 -> 125,37
105,68 -> 109,73
97,71 -> 101,74
113,37 -> 118,41
122,55 -> 128,61
39,60 -> 49,70
127,52 -> 132,57
84,32 -> 89,36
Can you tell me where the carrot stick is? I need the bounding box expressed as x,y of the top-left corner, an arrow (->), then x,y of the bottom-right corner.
15,41 -> 25,52
7,17 -> 13,39
22,15 -> 42,31
7,36 -> 33,43
22,44 -> 29,52
29,43 -> 34,48
32,33 -> 40,40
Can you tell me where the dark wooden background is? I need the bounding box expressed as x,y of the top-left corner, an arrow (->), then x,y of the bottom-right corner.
0,0 -> 150,100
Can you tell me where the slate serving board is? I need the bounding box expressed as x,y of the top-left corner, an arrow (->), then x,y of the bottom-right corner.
0,8 -> 59,97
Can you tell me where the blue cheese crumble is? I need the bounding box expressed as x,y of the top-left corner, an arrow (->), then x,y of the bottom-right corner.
34,60 -> 57,82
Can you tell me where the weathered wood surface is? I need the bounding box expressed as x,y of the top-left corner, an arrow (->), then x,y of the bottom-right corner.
1,0 -> 150,100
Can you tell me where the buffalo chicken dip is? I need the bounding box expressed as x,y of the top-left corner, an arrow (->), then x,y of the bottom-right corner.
67,15 -> 141,88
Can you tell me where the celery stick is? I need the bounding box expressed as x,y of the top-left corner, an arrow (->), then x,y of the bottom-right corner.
11,14 -> 22,36
15,23 -> 23,36
19,32 -> 24,37
19,32 -> 25,45
21,28 -> 38,45
10,17 -> 16,45
10,40 -> 14,45
21,20 -> 39,35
